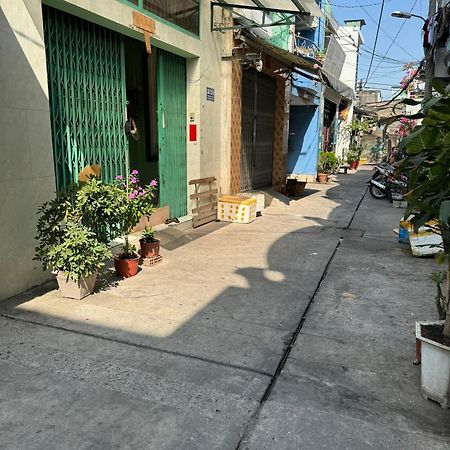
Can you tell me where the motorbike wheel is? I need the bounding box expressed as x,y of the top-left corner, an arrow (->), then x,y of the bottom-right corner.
369,183 -> 387,199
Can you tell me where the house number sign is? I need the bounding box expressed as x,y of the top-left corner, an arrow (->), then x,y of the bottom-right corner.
206,87 -> 215,102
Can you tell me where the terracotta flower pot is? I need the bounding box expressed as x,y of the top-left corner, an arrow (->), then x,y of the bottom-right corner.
114,255 -> 140,278
317,173 -> 328,183
355,159 -> 360,169
140,239 -> 160,258
349,161 -> 358,170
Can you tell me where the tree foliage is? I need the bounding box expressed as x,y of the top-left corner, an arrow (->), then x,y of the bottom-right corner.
398,88 -> 450,337
35,177 -> 129,278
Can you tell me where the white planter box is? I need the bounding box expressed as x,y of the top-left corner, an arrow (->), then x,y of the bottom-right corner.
416,321 -> 450,408
56,271 -> 97,300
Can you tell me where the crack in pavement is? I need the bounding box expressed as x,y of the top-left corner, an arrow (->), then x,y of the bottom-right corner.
235,184 -> 369,449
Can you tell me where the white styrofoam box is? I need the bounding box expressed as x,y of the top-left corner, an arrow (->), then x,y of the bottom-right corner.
250,193 -> 265,214
218,195 -> 257,224
407,221 -> 443,257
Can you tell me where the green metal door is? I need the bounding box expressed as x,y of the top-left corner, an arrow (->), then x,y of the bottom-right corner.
157,49 -> 187,219
43,6 -> 128,189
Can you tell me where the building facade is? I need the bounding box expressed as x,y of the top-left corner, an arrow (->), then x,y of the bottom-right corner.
1,0 -> 228,300
0,0 -> 362,301
287,5 -> 363,180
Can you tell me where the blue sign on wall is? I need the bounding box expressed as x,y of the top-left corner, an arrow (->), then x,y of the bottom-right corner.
206,87 -> 215,102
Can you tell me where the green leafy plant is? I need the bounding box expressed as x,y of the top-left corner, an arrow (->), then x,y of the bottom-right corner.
35,177 -> 130,278
398,84 -> 450,337
36,222 -> 111,281
76,177 -> 128,243
344,118 -> 374,134
317,151 -> 338,174
141,225 -> 158,243
346,147 -> 359,164
35,185 -> 78,266
114,170 -> 157,259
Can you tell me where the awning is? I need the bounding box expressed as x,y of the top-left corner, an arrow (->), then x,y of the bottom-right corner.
321,69 -> 355,100
244,32 -> 320,74
296,0 -> 324,18
215,0 -> 323,17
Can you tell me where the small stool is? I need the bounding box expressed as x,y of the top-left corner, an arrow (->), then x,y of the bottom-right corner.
340,165 -> 349,174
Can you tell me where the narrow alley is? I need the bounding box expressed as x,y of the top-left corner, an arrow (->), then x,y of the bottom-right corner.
0,169 -> 449,449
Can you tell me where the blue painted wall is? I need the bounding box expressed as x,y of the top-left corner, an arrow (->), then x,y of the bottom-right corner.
287,0 -> 325,177
288,106 -> 321,175
291,72 -> 320,94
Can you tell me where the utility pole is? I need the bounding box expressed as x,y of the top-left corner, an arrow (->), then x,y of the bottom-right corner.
356,79 -> 363,106
424,0 -> 437,98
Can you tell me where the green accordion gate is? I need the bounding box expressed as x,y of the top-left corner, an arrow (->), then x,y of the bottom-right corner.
43,6 -> 129,190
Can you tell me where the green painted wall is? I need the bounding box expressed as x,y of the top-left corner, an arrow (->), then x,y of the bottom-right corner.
266,13 -> 291,50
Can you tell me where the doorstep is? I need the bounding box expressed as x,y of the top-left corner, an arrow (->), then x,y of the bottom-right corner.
133,205 -> 170,232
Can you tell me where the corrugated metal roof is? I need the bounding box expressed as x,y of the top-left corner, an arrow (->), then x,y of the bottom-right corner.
321,69 -> 355,99
221,0 -> 323,17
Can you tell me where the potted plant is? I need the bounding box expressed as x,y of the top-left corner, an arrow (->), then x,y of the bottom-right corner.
347,144 -> 363,169
317,151 -> 337,183
354,145 -> 364,169
346,147 -> 358,170
114,170 -> 157,277
35,221 -> 111,299
35,176 -> 136,293
344,118 -> 374,163
140,225 -> 160,259
75,176 -> 129,244
398,86 -> 450,408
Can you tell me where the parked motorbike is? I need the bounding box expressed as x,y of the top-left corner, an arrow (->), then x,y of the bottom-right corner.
369,163 -> 408,201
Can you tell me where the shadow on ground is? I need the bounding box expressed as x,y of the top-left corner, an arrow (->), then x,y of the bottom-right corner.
0,169 -> 449,449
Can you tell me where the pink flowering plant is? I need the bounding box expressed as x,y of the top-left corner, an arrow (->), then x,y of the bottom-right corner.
115,170 -> 158,259
398,117 -> 417,137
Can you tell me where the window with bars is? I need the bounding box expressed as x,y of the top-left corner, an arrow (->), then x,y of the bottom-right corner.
124,0 -> 200,35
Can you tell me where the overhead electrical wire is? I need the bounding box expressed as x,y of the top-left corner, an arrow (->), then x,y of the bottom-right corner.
367,0 -> 419,83
360,59 -> 424,107
355,0 -> 419,59
321,8 -> 419,65
315,3 -> 421,97
328,0 -> 395,7
363,0 -> 385,86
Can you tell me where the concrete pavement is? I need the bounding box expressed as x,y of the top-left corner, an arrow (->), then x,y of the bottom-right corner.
0,168 -> 449,449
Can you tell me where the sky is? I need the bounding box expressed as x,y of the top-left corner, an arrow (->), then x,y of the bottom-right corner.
330,0 -> 426,99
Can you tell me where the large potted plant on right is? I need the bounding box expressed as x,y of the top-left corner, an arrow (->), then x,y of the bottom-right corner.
399,86 -> 450,408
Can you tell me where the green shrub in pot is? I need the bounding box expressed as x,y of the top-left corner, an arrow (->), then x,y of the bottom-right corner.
317,151 -> 338,174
